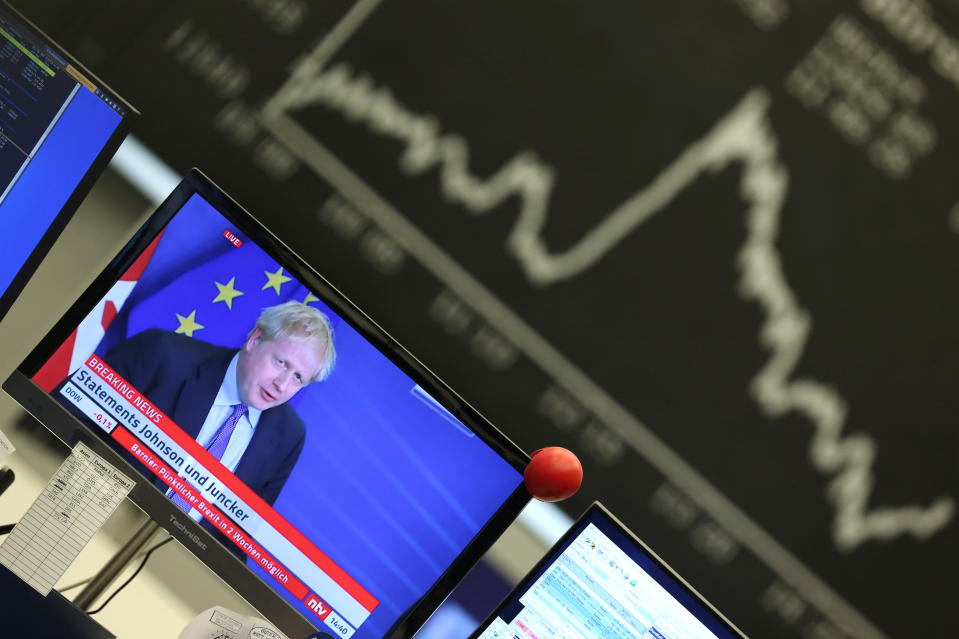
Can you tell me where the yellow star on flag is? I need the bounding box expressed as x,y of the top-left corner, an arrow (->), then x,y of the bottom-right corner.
303,292 -> 319,305
175,310 -> 204,337
213,276 -> 244,310
262,267 -> 291,295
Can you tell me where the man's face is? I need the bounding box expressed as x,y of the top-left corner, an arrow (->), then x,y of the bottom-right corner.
236,327 -> 327,410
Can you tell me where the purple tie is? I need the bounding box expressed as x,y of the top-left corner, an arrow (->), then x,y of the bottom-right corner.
168,403 -> 248,513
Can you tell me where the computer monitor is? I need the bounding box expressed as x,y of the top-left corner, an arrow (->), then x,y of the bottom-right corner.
470,502 -> 748,639
0,0 -> 135,321
3,169 -> 530,639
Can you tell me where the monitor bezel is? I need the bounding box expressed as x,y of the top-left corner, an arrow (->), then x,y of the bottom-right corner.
3,168 -> 532,638
468,501 -> 749,639
0,0 -> 138,322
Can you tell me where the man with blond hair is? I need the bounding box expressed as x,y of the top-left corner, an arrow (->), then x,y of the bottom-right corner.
102,301 -> 336,529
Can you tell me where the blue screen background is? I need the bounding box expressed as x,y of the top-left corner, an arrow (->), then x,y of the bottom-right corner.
86,194 -> 524,638
0,87 -> 120,298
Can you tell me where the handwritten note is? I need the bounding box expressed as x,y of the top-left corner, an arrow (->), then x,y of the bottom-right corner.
0,442 -> 134,595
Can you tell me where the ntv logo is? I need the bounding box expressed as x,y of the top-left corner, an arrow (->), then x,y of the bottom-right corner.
306,594 -> 331,619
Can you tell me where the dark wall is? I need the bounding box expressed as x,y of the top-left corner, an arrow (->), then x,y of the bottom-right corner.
17,1 -> 958,637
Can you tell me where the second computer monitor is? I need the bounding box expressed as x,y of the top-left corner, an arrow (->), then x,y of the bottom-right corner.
471,502 -> 748,639
0,1 -> 135,321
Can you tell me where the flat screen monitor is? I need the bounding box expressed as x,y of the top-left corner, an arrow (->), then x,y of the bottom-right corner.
470,502 -> 748,639
3,169 -> 530,639
0,0 -> 135,321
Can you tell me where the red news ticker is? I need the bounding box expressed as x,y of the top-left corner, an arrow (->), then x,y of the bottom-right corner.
222,230 -> 243,247
112,426 -> 310,600
85,355 -> 379,612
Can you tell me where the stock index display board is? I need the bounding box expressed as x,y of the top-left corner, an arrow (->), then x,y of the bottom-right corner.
17,1 -> 958,637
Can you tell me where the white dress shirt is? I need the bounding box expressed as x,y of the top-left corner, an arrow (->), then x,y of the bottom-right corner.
182,353 -> 262,521
195,353 -> 263,472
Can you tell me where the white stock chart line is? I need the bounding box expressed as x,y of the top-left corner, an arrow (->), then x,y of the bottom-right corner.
251,1 -> 959,636
262,24 -> 954,554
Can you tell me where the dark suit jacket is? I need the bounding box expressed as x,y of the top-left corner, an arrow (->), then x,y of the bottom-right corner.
102,329 -> 306,550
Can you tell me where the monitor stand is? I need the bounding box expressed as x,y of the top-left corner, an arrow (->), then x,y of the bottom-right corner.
73,518 -> 162,609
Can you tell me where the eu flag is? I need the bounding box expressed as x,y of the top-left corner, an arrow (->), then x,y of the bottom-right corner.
98,193 -> 340,358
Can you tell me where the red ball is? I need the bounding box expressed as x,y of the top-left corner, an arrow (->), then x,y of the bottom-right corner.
523,446 -> 583,502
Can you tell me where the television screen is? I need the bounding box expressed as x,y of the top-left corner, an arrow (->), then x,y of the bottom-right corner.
0,0 -> 134,321
471,502 -> 747,639
4,169 -> 529,639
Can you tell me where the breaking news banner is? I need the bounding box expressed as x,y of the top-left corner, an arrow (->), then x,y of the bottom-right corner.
33,193 -> 524,639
